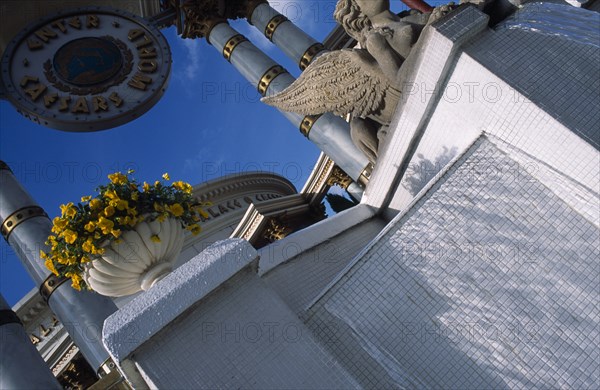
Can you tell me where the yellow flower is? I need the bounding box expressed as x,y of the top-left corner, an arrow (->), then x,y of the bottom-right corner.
143,182 -> 150,192
108,172 -> 128,185
60,203 -> 77,219
46,235 -> 58,249
81,195 -> 92,202
44,257 -> 59,276
187,224 -> 201,236
154,180 -> 160,187
60,202 -> 73,216
168,203 -> 184,217
84,221 -> 96,232
162,173 -> 170,180
89,198 -> 102,210
70,273 -> 82,291
153,202 -> 163,212
62,229 -> 78,244
172,181 -> 193,194
111,229 -> 121,238
194,206 -> 209,219
123,216 -> 138,227
66,208 -> 77,219
104,190 -> 119,200
114,199 -> 129,211
51,217 -> 68,233
131,191 -> 139,201
97,217 -> 115,235
58,256 -> 77,266
157,214 -> 167,222
57,255 -> 68,265
103,205 -> 115,217
150,234 -> 161,243
82,238 -> 95,253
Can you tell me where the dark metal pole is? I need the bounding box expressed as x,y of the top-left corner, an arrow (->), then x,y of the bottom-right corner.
0,294 -> 62,389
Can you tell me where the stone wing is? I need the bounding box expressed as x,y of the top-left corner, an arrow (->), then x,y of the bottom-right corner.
262,49 -> 388,118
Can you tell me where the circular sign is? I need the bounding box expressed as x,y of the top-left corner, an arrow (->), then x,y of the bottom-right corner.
1,6 -> 171,132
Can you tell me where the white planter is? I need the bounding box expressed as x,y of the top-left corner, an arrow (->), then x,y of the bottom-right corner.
83,217 -> 185,297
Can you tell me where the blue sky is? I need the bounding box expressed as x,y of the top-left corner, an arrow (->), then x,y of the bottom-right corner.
0,1 -> 409,305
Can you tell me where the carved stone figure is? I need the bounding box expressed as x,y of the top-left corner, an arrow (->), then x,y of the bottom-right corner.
263,0 -> 455,162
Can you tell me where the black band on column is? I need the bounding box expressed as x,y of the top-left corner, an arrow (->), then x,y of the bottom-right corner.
0,309 -> 22,326
0,161 -> 12,171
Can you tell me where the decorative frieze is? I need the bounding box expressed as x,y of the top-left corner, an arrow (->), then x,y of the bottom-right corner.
263,218 -> 292,242
327,166 -> 353,189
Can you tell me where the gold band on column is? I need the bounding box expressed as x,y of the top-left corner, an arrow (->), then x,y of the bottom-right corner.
300,43 -> 326,71
258,65 -> 288,96
265,14 -> 288,41
39,273 -> 69,303
1,206 -> 48,241
357,163 -> 374,188
223,34 -> 248,62
300,114 -> 322,138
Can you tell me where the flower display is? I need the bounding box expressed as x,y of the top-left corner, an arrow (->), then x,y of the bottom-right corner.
41,170 -> 208,291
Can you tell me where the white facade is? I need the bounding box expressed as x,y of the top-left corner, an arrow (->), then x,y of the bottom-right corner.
102,4 -> 600,388
4,2 -> 599,388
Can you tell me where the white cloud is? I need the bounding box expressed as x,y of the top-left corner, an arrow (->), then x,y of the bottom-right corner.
178,38 -> 203,82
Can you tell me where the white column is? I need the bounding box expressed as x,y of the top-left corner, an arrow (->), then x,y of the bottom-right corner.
248,2 -> 327,70
0,162 -> 117,372
207,23 -> 371,183
0,294 -> 62,389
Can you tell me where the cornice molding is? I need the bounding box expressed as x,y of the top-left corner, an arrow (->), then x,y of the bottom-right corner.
231,194 -> 310,243
193,172 -> 296,202
301,152 -> 335,205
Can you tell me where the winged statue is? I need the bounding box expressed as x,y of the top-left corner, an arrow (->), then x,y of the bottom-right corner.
262,49 -> 401,122
263,0 -> 456,162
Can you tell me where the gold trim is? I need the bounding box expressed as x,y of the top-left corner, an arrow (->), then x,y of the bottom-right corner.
39,273 -> 69,303
0,161 -> 11,171
1,206 -> 48,241
97,358 -> 117,377
299,43 -> 326,71
223,34 -> 248,62
258,65 -> 287,96
300,114 -> 322,138
264,14 -> 288,41
263,218 -> 292,243
327,166 -> 353,189
357,162 -> 374,188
